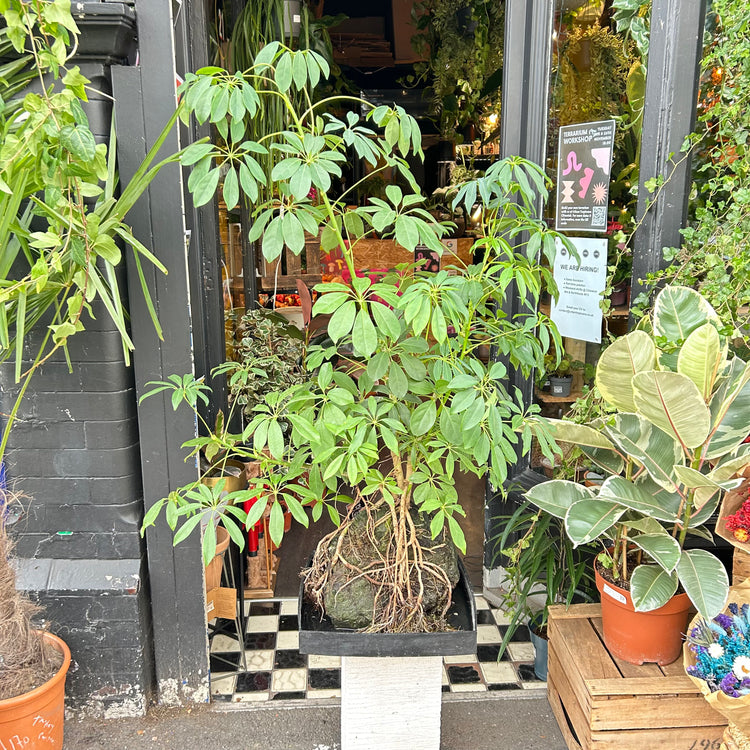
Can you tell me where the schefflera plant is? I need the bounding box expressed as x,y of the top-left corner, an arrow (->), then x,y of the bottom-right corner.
144,41 -> 569,631
526,286 -> 749,619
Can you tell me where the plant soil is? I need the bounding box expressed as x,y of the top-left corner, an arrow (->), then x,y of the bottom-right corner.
0,526 -> 63,700
595,552 -> 686,597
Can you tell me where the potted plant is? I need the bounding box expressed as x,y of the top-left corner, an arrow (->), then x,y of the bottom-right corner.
542,352 -> 586,397
525,285 -> 749,665
139,37 -> 567,747
216,307 -> 307,425
492,500 -> 596,680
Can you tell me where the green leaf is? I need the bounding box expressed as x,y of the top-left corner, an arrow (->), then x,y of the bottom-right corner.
630,566 -> 678,612
292,51 -> 308,89
262,215 -> 284,261
605,414 -> 681,492
269,501 -> 285,547
632,371 -> 711,450
222,168 -> 239,210
388,362 -> 408,399
267,420 -> 285,458
447,515 -> 466,553
677,323 -> 725,401
630,533 -> 681,573
565,498 -> 625,545
653,285 -> 719,347
542,418 -> 620,452
313,291 -> 351,315
705,360 -> 750,459
327,300 -> 356,342
595,331 -> 656,412
411,400 -> 437,436
394,215 -> 420,251
190,166 -> 221,207
352,309 -> 377,357
525,480 -> 594,519
370,301 -> 401,340
676,548 -> 729,618
275,52 -> 293,92
282,212 -> 305,254
597,475 -> 681,522
60,124 -> 97,161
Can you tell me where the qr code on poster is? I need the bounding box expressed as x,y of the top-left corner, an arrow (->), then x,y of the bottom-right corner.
592,206 -> 607,227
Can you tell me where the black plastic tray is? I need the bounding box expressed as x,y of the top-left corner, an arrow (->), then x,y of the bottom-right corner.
298,557 -> 477,657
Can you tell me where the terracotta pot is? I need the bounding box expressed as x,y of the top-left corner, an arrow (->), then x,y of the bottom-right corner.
204,525 -> 231,592
0,631 -> 71,749
595,565 -> 692,666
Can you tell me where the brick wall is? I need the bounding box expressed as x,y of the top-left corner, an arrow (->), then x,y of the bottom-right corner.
0,305 -> 154,717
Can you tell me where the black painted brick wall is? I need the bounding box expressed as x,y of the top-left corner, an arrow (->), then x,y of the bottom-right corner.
16,557 -> 152,716
0,305 -> 154,713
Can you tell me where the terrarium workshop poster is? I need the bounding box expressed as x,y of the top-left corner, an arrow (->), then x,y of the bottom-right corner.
555,120 -> 616,232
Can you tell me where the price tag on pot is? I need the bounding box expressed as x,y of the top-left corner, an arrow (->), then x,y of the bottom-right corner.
602,582 -> 627,605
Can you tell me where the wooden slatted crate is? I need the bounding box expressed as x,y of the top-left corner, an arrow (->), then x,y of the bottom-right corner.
547,603 -> 726,750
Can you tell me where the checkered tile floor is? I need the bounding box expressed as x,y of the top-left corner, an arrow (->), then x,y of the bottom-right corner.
209,595 -> 544,703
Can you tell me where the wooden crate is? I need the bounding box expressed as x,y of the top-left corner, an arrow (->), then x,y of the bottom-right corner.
547,603 -> 726,750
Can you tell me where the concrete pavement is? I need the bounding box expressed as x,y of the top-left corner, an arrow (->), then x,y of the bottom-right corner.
63,692 -> 567,750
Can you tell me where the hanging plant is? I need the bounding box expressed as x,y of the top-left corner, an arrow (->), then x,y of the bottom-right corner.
409,0 -> 504,139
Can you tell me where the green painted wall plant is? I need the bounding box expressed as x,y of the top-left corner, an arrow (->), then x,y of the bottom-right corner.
409,0 -> 504,139
632,0 -> 750,351
526,286 -> 750,620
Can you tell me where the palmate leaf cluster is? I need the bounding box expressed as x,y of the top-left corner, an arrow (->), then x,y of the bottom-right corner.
0,0 -> 184,462
142,41 -> 568,561
527,286 -> 750,619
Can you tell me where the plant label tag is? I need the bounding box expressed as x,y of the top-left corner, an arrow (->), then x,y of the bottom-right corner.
602,583 -> 627,605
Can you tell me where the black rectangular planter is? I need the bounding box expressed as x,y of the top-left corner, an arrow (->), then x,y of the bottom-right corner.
298,558 -> 477,657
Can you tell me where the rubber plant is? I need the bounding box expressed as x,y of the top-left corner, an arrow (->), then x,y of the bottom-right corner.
525,285 -> 750,620
0,0 -> 185,699
141,40 -> 570,632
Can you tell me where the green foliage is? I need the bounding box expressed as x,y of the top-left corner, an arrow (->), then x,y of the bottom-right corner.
0,0 -> 182,463
492,501 -> 596,651
142,41 -> 570,587
611,0 -> 651,67
556,25 -> 634,130
409,0 -> 504,138
633,1 -> 750,349
526,286 -> 749,619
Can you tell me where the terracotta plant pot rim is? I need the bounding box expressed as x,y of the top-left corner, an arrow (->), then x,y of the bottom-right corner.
594,564 -> 691,615
0,631 -> 71,709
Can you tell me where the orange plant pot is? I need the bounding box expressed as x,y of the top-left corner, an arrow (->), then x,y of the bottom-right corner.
595,566 -> 692,666
0,631 -> 71,749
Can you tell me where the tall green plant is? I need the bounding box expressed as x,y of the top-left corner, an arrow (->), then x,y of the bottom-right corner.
0,1 -> 183,462
142,40 -> 569,632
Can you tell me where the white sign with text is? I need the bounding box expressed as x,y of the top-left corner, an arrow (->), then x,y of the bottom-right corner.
551,237 -> 607,344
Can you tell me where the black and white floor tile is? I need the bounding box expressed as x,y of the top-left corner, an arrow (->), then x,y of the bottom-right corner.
209,596 -> 544,703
